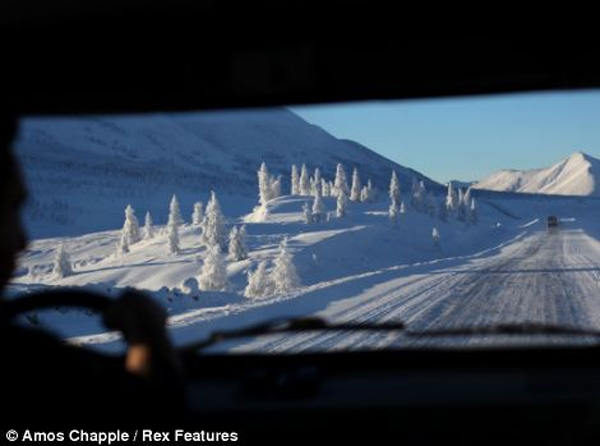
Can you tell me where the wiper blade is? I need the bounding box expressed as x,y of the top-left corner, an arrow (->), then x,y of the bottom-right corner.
405,323 -> 600,337
181,316 -> 406,354
181,318 -> 600,354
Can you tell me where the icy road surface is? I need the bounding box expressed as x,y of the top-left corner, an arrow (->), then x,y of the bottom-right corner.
235,226 -> 600,352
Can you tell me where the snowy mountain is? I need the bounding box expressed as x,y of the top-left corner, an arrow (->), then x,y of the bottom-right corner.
473,152 -> 600,196
13,108 -> 441,238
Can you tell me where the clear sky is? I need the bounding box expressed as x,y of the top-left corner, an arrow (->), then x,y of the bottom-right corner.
290,90 -> 600,184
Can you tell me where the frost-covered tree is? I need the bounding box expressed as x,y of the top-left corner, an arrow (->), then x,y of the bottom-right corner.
333,163 -> 349,198
143,211 -> 154,240
463,187 -> 472,208
299,163 -> 311,196
302,201 -> 313,224
244,261 -> 272,298
389,171 -> 401,207
122,204 -> 141,245
321,178 -> 330,197
411,176 -> 419,199
271,175 -> 282,199
457,188 -> 467,221
360,186 -> 368,202
350,167 -> 362,202
199,244 -> 229,291
258,162 -> 273,205
117,230 -> 130,256
312,188 -> 326,223
311,167 -> 322,196
389,201 -> 399,227
412,181 -> 427,212
469,198 -> 478,224
167,219 -> 180,254
400,200 -> 406,215
270,238 -> 300,294
336,187 -> 348,218
166,195 -> 182,254
192,201 -> 204,226
361,179 -> 376,203
445,183 -> 458,214
201,191 -> 228,250
432,227 -> 441,247
228,225 -> 248,261
54,244 -> 73,278
169,195 -> 183,226
290,164 -> 300,195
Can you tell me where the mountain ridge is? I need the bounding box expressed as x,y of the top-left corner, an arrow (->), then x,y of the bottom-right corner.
473,152 -> 600,197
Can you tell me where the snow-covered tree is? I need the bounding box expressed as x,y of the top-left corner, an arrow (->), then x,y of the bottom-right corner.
290,164 -> 300,195
333,163 -> 349,198
432,227 -> 441,247
201,191 -> 228,250
122,204 -> 141,245
389,201 -> 399,227
165,195 -> 182,254
169,195 -> 183,226
299,163 -> 311,196
469,198 -> 478,224
445,183 -> 458,214
321,178 -> 330,197
400,200 -> 406,215
271,175 -> 282,199
360,179 -> 376,203
457,188 -> 466,221
389,171 -> 401,207
53,244 -> 73,278
302,201 -> 313,224
412,180 -> 427,212
311,167 -> 322,196
350,167 -> 362,202
463,187 -> 472,208
336,187 -> 348,218
143,211 -> 154,240
167,217 -> 180,254
312,188 -> 326,223
199,244 -> 229,291
117,230 -> 130,256
192,202 -> 204,226
270,238 -> 300,294
228,225 -> 248,261
258,162 -> 273,205
244,261 -> 272,298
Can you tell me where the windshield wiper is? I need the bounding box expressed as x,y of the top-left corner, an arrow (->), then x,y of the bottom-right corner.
181,317 -> 600,354
181,316 -> 406,354
405,322 -> 600,337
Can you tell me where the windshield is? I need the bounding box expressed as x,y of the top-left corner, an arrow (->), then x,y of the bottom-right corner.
8,91 -> 600,353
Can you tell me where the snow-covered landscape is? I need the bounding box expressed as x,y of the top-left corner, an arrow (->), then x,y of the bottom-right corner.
9,108 -> 600,353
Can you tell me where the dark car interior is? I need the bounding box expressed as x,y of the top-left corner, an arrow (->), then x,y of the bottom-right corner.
4,2 -> 600,444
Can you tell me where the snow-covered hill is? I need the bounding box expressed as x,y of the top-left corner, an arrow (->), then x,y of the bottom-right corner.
9,191 -> 524,345
473,152 -> 600,196
14,109 -> 440,238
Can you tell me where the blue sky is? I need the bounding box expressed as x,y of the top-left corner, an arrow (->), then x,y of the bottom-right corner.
290,90 -> 600,184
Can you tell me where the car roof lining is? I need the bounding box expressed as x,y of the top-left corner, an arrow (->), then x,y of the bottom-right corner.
3,2 -> 599,115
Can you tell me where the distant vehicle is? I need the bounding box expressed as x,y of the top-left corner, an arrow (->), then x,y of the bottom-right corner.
547,215 -> 559,232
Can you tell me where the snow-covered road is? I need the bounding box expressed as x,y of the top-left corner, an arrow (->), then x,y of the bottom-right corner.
237,225 -> 600,352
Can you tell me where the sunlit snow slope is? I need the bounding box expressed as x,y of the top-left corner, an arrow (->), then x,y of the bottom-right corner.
14,109 -> 440,238
473,152 -> 600,196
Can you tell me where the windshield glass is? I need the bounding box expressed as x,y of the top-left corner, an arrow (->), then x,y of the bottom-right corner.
8,91 -> 600,353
